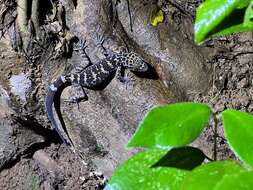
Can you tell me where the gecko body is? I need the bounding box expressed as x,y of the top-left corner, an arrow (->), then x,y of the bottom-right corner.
45,49 -> 148,147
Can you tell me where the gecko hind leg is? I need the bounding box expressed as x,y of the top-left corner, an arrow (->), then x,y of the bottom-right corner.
65,84 -> 88,109
116,66 -> 134,91
116,66 -> 129,83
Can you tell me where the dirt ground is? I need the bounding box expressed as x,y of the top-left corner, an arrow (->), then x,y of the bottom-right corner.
0,0 -> 252,189
192,32 -> 253,161
0,143 -> 107,190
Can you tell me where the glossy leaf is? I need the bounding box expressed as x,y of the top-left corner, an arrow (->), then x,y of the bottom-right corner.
195,0 -> 252,44
237,1 -> 252,9
181,161 -> 246,190
105,150 -> 188,190
243,1 -> 253,28
128,103 -> 212,149
214,1 -> 253,36
213,7 -> 252,36
214,171 -> 253,190
222,110 -> 253,169
152,146 -> 206,170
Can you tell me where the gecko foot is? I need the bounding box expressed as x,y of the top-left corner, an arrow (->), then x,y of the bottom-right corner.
73,39 -> 87,53
118,76 -> 130,83
63,96 -> 87,110
117,73 -> 135,90
68,96 -> 88,104
95,32 -> 105,47
65,85 -> 88,109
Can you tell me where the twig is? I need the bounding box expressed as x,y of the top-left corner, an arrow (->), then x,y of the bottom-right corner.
126,0 -> 133,32
0,16 -> 16,39
217,135 -> 226,142
213,114 -> 219,161
230,51 -> 253,59
212,63 -> 216,97
167,0 -> 193,18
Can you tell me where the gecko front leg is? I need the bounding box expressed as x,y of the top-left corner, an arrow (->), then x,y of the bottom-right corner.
116,66 -> 124,82
74,39 -> 93,72
67,39 -> 94,106
95,32 -> 114,57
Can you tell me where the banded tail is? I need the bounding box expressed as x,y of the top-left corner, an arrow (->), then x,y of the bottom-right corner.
45,75 -> 74,146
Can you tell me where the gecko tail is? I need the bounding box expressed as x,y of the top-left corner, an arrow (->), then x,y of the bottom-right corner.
45,76 -> 73,146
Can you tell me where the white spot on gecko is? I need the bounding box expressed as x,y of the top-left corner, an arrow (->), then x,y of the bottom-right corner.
61,75 -> 66,82
50,84 -> 58,92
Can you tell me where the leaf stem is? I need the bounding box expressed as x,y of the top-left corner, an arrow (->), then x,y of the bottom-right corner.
213,114 -> 219,161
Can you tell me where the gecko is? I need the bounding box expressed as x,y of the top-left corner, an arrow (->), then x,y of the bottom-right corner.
45,37 -> 149,147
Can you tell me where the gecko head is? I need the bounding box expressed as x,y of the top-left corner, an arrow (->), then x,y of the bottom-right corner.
124,52 -> 149,72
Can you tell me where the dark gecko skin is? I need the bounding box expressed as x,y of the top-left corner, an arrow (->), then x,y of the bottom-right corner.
45,47 -> 148,147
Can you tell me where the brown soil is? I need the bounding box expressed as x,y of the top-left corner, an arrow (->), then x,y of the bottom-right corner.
192,32 -> 253,160
0,143 -> 106,190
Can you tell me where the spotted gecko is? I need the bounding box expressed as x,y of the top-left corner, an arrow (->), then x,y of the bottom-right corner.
45,39 -> 149,147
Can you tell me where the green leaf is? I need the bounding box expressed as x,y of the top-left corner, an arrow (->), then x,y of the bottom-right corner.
237,0 -> 252,9
214,22 -> 252,36
243,1 -> 253,28
152,146 -> 206,170
194,0 -> 252,44
213,1 -> 253,36
222,110 -> 253,169
214,171 -> 253,190
128,103 -> 212,149
212,7 -> 252,36
181,161 -> 246,190
105,149 -> 188,190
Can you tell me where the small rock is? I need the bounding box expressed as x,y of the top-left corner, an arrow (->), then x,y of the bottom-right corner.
94,171 -> 103,177
79,176 -> 86,181
248,104 -> 253,112
239,65 -> 249,75
237,78 -> 248,88
33,150 -> 60,173
214,100 -> 225,112
231,65 -> 237,73
239,95 -> 250,107
231,98 -> 240,108
9,72 -> 32,102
